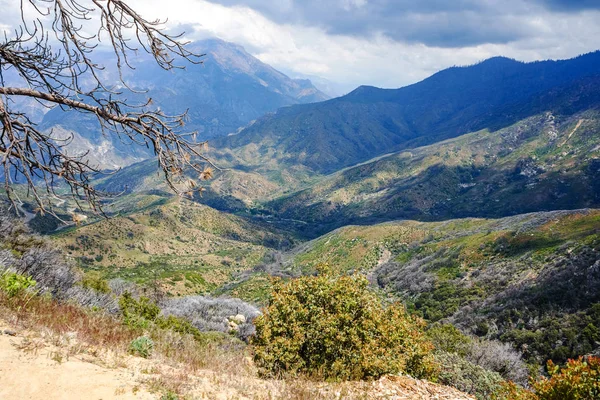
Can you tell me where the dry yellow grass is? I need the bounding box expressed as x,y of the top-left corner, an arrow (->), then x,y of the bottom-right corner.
0,291 -> 473,399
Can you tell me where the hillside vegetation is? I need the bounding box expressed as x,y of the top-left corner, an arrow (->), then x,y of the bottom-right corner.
262,209 -> 600,367
53,198 -> 297,298
4,52 -> 600,399
269,110 -> 600,233
215,52 -> 600,175
1,214 -> 480,399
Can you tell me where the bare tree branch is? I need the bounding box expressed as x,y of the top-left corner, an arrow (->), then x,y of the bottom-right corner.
0,0 -> 210,219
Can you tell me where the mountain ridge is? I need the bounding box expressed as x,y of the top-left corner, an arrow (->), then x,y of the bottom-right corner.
38,38 -> 329,169
216,51 -> 600,174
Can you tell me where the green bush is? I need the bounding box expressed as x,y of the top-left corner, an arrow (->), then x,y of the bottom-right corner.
160,392 -> 179,400
435,351 -> 504,400
119,292 -> 161,329
1,271 -> 36,297
533,356 -> 600,400
493,381 -> 538,400
129,336 -> 154,358
80,274 -> 110,294
494,356 -> 600,400
251,265 -> 438,381
118,293 -> 228,346
427,324 -> 472,357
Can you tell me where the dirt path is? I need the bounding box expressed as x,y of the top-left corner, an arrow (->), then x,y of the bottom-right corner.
559,118 -> 583,147
0,320 -> 474,400
0,325 -> 155,400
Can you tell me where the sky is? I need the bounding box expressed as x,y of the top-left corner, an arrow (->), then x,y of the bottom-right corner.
2,0 -> 600,94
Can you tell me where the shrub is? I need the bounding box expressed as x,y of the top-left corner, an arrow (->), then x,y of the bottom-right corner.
435,351 -> 504,400
160,295 -> 260,341
251,265 -> 437,381
81,274 -> 110,294
130,336 -> 154,358
1,271 -> 36,297
427,324 -> 472,357
493,381 -> 538,400
533,356 -> 600,400
494,356 -> 600,400
119,292 -> 161,329
0,215 -> 78,297
467,337 -> 529,385
155,314 -> 205,341
118,293 -> 235,346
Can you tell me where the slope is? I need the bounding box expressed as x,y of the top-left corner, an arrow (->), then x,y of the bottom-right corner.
52,197 -> 297,298
38,38 -> 328,169
268,108 -> 600,234
261,209 -> 600,366
216,52 -> 600,174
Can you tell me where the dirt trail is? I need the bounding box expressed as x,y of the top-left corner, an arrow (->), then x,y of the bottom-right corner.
0,324 -> 155,400
0,320 -> 474,400
559,118 -> 583,147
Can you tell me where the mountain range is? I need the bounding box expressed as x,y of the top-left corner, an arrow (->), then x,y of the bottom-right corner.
215,52 -> 600,174
88,51 -> 600,234
17,47 -> 600,385
38,38 -> 328,169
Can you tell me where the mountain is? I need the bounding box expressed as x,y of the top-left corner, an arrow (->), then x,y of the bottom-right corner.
216,52 -> 600,174
90,52 -> 600,233
267,108 -> 600,233
39,38 -> 328,169
51,195 -> 298,299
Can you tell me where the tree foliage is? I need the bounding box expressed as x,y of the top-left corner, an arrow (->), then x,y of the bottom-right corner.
251,265 -> 437,381
494,356 -> 600,400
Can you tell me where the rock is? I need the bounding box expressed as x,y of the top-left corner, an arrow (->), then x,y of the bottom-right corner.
228,314 -> 246,325
228,321 -> 239,333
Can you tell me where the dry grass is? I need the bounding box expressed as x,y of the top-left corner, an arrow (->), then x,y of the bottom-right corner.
0,291 -> 137,353
0,290 -> 473,399
0,290 -> 254,397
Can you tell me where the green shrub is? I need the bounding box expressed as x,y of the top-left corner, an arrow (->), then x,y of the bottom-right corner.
435,351 -> 504,400
129,336 -> 154,358
533,356 -> 600,400
1,271 -> 36,297
118,293 -> 227,347
160,392 -> 179,400
119,292 -> 161,329
156,314 -> 205,341
80,274 -> 110,294
493,381 -> 538,400
494,356 -> 600,400
251,265 -> 438,381
427,324 -> 472,357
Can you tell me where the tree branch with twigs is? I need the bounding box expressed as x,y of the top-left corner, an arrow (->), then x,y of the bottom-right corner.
0,0 -> 214,219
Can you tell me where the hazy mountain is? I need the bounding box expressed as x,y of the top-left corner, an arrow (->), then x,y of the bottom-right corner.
39,38 -> 328,169
217,52 -> 600,174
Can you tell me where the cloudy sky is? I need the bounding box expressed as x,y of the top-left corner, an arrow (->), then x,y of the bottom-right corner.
4,0 -> 600,94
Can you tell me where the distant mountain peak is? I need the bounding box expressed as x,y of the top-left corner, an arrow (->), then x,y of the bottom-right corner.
39,37 -> 330,169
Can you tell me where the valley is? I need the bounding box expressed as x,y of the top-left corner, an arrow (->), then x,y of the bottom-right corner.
3,34 -> 600,399
40,51 -> 600,333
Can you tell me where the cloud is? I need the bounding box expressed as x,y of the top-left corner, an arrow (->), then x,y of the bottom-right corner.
536,0 -> 600,12
1,0 -> 599,93
203,0 -> 539,47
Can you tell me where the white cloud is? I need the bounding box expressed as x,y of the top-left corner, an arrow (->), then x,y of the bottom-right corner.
2,0 -> 600,92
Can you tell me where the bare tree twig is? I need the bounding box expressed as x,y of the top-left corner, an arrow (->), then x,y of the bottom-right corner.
1,0 -> 210,219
